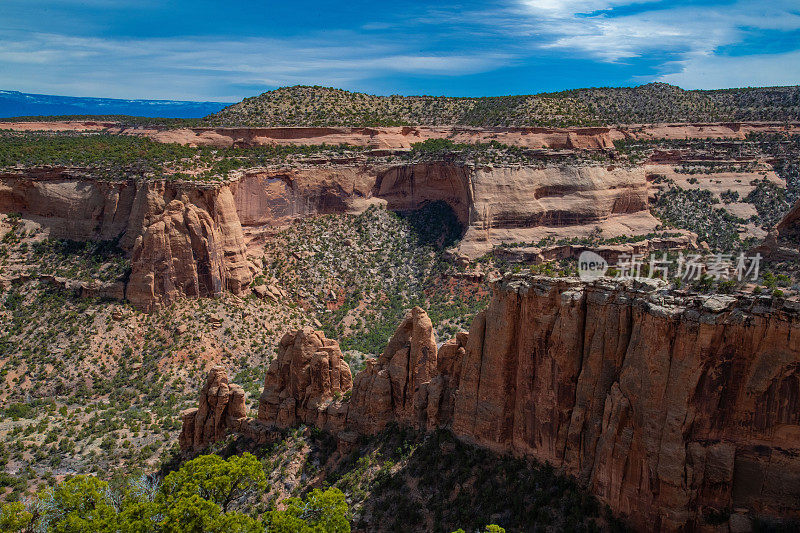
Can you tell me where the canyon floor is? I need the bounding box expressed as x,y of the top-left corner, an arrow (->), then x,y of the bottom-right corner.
0,116 -> 799,531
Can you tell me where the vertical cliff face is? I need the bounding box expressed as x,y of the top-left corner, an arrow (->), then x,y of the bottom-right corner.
0,170 -> 137,240
0,171 -> 253,310
446,277 -> 800,530
230,167 -> 378,226
373,163 -> 650,230
226,162 -> 653,257
125,182 -> 253,310
371,163 -> 654,257
191,275 -> 799,530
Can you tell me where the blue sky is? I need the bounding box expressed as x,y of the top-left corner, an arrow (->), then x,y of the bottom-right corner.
1,0 -> 799,101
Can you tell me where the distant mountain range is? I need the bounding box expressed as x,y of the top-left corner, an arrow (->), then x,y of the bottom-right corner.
0,90 -> 231,119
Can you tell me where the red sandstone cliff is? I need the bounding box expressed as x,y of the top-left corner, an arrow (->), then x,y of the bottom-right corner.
230,161 -> 656,259
182,275 -> 800,531
0,170 -> 253,310
1,160 -> 654,307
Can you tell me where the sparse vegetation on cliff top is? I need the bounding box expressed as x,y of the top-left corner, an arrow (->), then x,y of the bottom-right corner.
0,133 -> 606,183
209,83 -> 800,127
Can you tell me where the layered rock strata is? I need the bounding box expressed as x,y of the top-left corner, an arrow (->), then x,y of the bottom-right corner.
3,121 -> 790,149
182,275 -> 800,530
0,171 -> 253,310
230,162 -> 655,258
1,161 -> 655,304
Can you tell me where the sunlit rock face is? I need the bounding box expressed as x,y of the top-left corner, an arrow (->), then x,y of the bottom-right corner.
229,275 -> 800,531
0,171 -> 253,311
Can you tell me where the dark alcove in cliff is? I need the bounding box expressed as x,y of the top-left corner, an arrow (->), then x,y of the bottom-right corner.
397,200 -> 465,248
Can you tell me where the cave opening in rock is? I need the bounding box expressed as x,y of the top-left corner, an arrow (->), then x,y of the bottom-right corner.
395,200 -> 465,249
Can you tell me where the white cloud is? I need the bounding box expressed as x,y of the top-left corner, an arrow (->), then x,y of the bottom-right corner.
519,0 -> 657,16
516,1 -> 797,60
657,49 -> 800,89
511,0 -> 800,85
0,31 -> 511,100
1,1 -> 798,99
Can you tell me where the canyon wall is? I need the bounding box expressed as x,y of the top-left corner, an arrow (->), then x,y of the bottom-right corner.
230,162 -> 655,257
230,166 -> 378,226
186,275 -> 800,531
0,160 -> 654,305
0,170 -> 253,310
445,276 -> 800,530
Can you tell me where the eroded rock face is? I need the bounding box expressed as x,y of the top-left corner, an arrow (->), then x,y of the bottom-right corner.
231,167 -> 378,226
126,184 -> 252,311
225,162 -> 654,260
447,276 -> 800,531
374,164 -> 472,225
237,277 -> 798,530
179,366 -> 247,451
0,171 -> 253,311
258,328 -> 352,432
0,170 -> 136,241
347,307 -> 443,433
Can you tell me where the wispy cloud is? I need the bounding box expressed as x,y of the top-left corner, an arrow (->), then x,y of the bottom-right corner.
657,49 -> 800,89
0,1 -> 797,99
0,30 -> 511,100
513,0 -> 800,62
502,0 -> 800,86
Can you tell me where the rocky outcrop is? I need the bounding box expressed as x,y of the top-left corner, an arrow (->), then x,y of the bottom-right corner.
231,162 -> 655,259
347,307 -> 442,433
377,163 -> 656,258
126,184 -> 252,310
0,171 -> 253,311
449,276 -> 800,530
754,197 -> 800,260
375,164 -> 651,232
230,167 -> 377,226
179,366 -> 247,451
1,161 -> 653,306
0,169 -> 137,241
258,328 -> 352,432
186,275 -> 800,530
